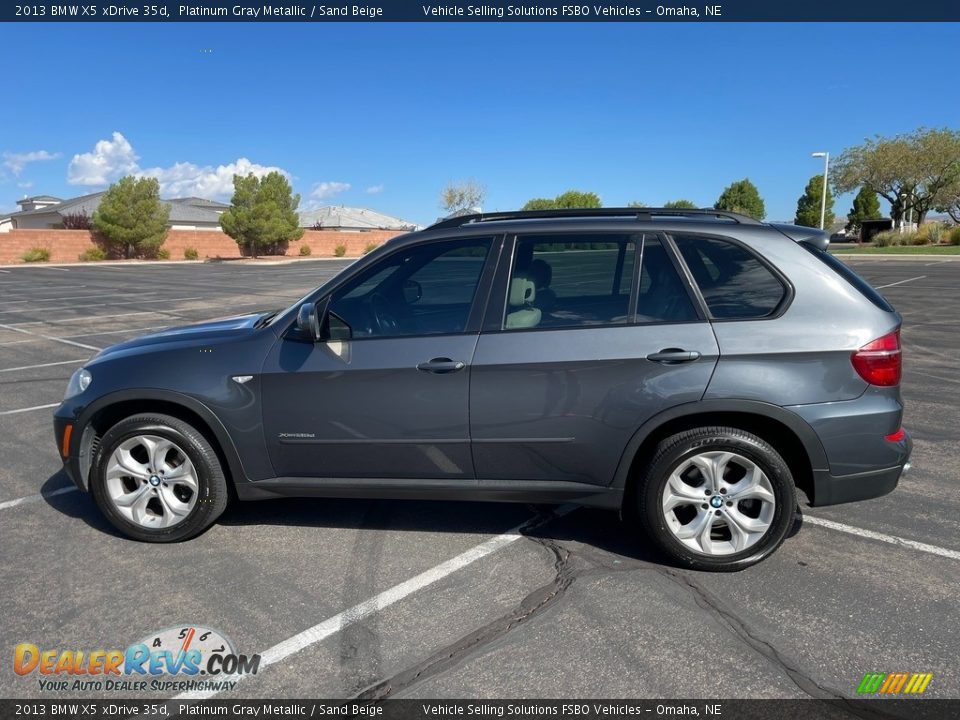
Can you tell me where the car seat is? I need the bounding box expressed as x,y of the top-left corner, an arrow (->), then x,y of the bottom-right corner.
505,276 -> 542,329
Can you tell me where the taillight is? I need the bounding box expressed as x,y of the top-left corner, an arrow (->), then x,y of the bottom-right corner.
851,329 -> 901,386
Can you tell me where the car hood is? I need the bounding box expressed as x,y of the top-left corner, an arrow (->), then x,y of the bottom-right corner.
93,312 -> 267,359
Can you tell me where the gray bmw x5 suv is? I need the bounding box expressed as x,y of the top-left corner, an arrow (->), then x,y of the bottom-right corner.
54,208 -> 911,571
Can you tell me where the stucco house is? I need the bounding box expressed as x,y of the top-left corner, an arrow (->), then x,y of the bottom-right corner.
0,193 -> 229,232
299,205 -> 419,232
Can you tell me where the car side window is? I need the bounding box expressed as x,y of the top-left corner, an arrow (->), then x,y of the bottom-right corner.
503,234 -> 636,330
636,236 -> 699,323
328,237 -> 493,338
672,234 -> 786,319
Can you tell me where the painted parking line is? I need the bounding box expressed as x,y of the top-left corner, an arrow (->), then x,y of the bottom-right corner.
0,486 -> 77,511
805,515 -> 960,561
0,296 -> 203,315
0,358 -> 86,373
176,506 -> 576,700
875,275 -> 926,289
0,323 -> 102,351
0,402 -> 59,416
61,324 -> 170,339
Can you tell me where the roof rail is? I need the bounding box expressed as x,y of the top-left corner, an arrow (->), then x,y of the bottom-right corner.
427,207 -> 763,230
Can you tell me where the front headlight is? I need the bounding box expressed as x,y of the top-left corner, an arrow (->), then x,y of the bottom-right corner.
64,368 -> 92,400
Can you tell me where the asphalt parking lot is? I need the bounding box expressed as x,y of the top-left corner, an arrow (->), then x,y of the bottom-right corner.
0,256 -> 957,701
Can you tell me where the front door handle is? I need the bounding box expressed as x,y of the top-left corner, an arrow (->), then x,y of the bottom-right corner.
416,357 -> 466,374
646,348 -> 701,364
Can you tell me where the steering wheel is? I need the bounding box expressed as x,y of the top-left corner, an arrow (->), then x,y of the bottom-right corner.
369,292 -> 401,335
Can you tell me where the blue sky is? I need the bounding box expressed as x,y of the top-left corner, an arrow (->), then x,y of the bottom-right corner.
1,22 -> 957,225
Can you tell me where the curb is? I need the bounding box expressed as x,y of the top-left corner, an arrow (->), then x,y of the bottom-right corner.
831,253 -> 960,261
0,256 -> 359,270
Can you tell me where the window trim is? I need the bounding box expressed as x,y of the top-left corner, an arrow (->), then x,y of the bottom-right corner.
666,231 -> 795,322
284,234 -> 504,342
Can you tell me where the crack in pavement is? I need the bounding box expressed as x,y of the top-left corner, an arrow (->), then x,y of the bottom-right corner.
351,508 -> 576,700
349,515 -> 901,718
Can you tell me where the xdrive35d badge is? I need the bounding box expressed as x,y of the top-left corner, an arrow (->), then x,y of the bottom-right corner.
54,207 -> 911,571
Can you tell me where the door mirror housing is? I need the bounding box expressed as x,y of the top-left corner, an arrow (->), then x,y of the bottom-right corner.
402,279 -> 423,304
297,301 -> 321,341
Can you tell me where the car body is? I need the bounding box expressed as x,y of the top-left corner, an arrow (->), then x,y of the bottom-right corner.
54,207 -> 911,570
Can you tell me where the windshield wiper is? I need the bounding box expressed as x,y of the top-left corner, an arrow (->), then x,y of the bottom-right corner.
254,309 -> 280,328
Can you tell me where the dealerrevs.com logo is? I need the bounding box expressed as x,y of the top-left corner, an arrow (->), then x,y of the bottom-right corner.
14,625 -> 260,694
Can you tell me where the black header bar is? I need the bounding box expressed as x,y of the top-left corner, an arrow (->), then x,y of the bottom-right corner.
4,0 -> 960,22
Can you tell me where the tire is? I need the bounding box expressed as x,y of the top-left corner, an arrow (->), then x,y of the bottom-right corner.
637,426 -> 796,572
90,413 -> 229,542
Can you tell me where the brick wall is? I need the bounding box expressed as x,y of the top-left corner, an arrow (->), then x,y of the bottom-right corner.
0,228 -> 404,264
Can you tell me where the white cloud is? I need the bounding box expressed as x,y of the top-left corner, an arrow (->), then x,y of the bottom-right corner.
3,149 -> 61,176
142,158 -> 289,199
66,132 -> 290,199
68,132 -> 139,185
17,181 -> 34,189
311,181 -> 351,200
365,184 -> 385,194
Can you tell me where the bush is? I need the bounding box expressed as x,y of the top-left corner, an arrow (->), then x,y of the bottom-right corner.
908,231 -> 927,246
184,247 -> 199,260
362,242 -> 378,255
79,247 -> 107,262
334,244 -> 347,257
872,230 -> 901,247
921,223 -> 944,245
21,247 -> 51,263
299,244 -> 312,256
156,248 -> 171,260
950,226 -> 960,246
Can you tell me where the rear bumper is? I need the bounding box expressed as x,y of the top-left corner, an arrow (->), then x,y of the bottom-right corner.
811,455 -> 910,506
809,424 -> 911,506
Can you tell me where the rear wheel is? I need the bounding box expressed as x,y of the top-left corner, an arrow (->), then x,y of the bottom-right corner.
90,413 -> 229,542
637,426 -> 796,571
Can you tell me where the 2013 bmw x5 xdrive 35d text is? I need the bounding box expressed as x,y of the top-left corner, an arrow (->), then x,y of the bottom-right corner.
53,208 -> 911,571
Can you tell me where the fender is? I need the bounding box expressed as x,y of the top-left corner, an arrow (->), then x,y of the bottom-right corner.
609,399 -> 830,491
69,389 -> 249,491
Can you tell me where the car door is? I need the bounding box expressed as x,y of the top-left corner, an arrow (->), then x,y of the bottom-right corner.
260,235 -> 498,481
470,231 -> 720,487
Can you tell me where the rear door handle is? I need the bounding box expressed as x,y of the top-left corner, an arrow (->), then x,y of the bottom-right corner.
646,348 -> 701,364
416,357 -> 466,374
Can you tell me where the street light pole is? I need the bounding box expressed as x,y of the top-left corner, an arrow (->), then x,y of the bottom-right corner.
812,151 -> 829,230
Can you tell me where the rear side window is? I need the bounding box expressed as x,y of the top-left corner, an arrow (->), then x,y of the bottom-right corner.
798,242 -> 895,312
504,234 -> 635,329
672,235 -> 787,319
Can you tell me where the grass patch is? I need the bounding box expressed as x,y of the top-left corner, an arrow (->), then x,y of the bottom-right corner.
831,245 -> 960,255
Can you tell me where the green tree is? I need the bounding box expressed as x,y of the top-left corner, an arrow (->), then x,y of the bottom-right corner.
626,201 -> 647,208
91,176 -> 169,259
794,175 -> 835,229
832,127 -> 960,226
522,197 -> 559,210
522,190 -> 602,210
440,179 -> 485,214
714,178 -> 766,220
663,199 -> 698,209
554,190 -> 601,208
220,172 -> 303,258
846,186 -> 882,234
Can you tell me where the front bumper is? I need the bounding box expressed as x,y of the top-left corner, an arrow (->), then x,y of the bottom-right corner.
54,405 -> 88,492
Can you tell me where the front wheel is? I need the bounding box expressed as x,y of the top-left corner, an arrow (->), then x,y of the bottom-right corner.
637,426 -> 796,571
90,413 -> 229,542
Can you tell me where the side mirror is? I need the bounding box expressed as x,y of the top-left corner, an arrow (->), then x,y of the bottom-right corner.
296,302 -> 321,341
402,279 -> 423,304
